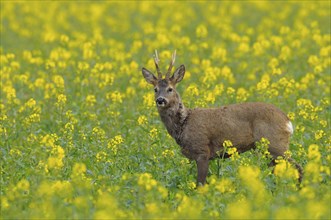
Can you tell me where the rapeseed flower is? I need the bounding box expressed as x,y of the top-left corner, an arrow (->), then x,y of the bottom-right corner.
274,159 -> 299,180
138,173 -> 157,191
86,95 -> 97,106
137,115 -> 148,125
162,149 -> 175,158
215,178 -> 235,194
109,135 -> 124,147
72,163 -> 87,177
1,1 -> 330,219
149,128 -> 159,139
96,151 -> 108,162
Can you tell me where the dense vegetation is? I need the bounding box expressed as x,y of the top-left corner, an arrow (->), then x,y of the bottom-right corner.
1,1 -> 330,219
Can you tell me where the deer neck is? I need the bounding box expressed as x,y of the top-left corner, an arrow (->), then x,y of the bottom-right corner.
158,99 -> 189,140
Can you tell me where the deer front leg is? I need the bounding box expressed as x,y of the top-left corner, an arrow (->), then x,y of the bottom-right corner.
196,155 -> 209,186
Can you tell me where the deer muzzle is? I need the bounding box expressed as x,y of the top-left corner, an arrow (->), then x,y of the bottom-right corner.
156,97 -> 167,107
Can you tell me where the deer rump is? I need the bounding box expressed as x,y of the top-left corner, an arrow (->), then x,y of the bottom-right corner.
178,102 -> 292,161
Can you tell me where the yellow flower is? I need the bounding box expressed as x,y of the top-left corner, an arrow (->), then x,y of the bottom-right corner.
64,122 -> 74,132
287,112 -> 295,120
197,184 -> 209,193
40,133 -> 59,148
23,113 -> 41,126
94,194 -> 127,219
275,207 -> 300,219
226,147 -> 239,160
56,94 -> 67,106
92,126 -> 106,140
47,156 -> 64,170
96,151 -> 108,162
268,57 -> 279,68
274,159 -> 299,180
47,145 -> 65,170
221,66 -> 235,83
107,91 -> 124,103
157,186 -> 168,199
187,181 -> 196,190
271,67 -> 282,75
149,128 -> 159,139
226,199 -> 252,219
185,84 -> 199,97
1,197 -> 9,209
52,75 -> 65,89
314,65 -> 323,73
223,140 -> 233,148
180,158 -> 190,166
146,203 -> 158,214
37,181 -> 54,197
226,87 -> 235,96
19,98 -> 39,113
319,120 -> 327,127
107,135 -> 124,155
52,180 -> 72,197
83,42 -> 95,59
308,55 -> 319,66
238,166 -> 266,202
236,87 -> 248,102
260,137 -> 270,146
215,178 -> 235,194
110,135 -> 124,146
176,195 -> 203,218
162,149 -> 175,158
37,160 -> 49,173
72,163 -> 87,176
86,95 -> 97,106
143,93 -> 155,107
137,115 -> 147,125
138,173 -> 157,191
26,98 -> 36,108
212,47 -> 227,62
279,45 -> 291,60
196,24 -> 208,38
17,179 -> 30,192
204,91 -> 215,104
74,196 -> 89,209
307,144 -> 321,161
314,130 -> 325,140
9,149 -> 22,157
238,42 -> 250,53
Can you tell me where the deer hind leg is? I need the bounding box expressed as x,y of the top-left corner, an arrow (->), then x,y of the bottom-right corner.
288,158 -> 303,183
254,126 -> 290,158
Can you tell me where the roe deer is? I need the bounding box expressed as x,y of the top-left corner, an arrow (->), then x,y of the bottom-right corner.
142,50 -> 303,185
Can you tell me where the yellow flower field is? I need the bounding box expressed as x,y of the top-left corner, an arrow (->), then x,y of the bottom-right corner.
1,1 -> 330,219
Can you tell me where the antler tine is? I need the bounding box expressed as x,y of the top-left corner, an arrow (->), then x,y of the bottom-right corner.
166,50 -> 176,79
154,50 -> 162,79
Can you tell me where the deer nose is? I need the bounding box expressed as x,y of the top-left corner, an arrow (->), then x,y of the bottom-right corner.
156,97 -> 167,106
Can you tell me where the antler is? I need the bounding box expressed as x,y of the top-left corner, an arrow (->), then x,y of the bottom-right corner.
166,50 -> 176,79
154,50 -> 162,79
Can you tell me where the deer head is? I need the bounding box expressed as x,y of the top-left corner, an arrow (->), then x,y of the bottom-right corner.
142,50 -> 185,109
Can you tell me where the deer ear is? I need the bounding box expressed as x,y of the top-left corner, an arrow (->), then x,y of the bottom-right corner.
142,68 -> 157,85
170,65 -> 185,84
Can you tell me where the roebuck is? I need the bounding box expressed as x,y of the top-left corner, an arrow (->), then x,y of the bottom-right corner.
142,50 -> 302,185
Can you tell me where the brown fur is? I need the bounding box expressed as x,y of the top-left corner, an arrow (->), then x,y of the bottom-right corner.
142,52 -> 302,185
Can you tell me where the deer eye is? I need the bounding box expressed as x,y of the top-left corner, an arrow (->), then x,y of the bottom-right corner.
154,88 -> 158,93
167,88 -> 173,93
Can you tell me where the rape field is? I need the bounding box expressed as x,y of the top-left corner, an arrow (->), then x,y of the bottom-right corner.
0,1 -> 330,219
